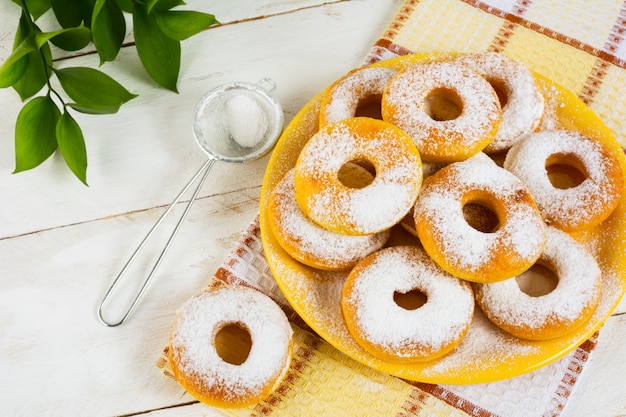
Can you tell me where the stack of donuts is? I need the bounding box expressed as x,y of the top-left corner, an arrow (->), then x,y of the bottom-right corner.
267,52 -> 624,364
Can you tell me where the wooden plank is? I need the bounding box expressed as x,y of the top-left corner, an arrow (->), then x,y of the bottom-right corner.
0,187 -> 262,417
0,0 -> 399,239
0,1 -> 402,416
0,0 -> 336,60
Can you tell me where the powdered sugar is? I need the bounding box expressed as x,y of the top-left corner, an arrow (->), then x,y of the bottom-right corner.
382,60 -> 501,161
294,118 -> 422,235
321,66 -> 397,125
474,227 -> 602,338
504,130 -> 623,231
414,154 -> 546,279
342,246 -> 474,361
224,94 -> 269,148
454,52 -> 545,152
170,286 -> 292,403
268,169 -> 390,269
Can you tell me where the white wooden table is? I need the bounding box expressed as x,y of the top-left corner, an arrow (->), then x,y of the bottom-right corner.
1,1 -> 624,416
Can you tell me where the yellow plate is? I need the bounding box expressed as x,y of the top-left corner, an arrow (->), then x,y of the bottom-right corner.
259,53 -> 626,384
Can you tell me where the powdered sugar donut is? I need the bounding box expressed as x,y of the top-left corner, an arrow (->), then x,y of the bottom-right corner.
414,153 -> 546,283
319,66 -> 397,127
268,168 -> 390,270
503,130 -> 624,232
474,226 -> 602,340
294,117 -> 422,235
454,52 -> 544,153
169,286 -> 293,407
381,60 -> 501,162
342,245 -> 474,363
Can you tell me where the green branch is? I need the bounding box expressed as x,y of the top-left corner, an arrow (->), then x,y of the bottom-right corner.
0,0 -> 218,185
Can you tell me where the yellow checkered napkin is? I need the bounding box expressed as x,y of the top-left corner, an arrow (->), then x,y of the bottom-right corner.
158,219 -> 597,417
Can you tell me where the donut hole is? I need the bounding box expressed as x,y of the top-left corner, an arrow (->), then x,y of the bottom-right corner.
546,153 -> 587,189
355,95 -> 383,120
394,289 -> 428,310
461,194 -> 501,233
515,264 -> 559,297
338,159 -> 376,189
424,88 -> 463,121
485,78 -> 509,108
214,322 -> 253,365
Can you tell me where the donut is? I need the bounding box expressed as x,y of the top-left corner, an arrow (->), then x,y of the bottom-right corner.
268,168 -> 390,270
381,60 -> 502,162
503,130 -> 624,232
474,226 -> 602,340
293,117 -> 423,235
319,66 -> 397,127
454,52 -> 544,153
413,153 -> 546,283
169,286 -> 293,407
341,245 -> 474,363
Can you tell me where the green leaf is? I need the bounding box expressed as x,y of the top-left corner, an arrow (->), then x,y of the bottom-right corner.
0,53 -> 29,89
13,0 -> 52,20
50,27 -> 93,51
14,9 -> 33,48
113,0 -> 133,13
149,0 -> 185,13
54,66 -> 137,113
14,95 -> 60,173
50,0 -> 96,28
56,111 -> 88,185
0,35 -> 37,88
133,5 -> 181,92
42,23 -> 92,51
13,42 -> 52,100
92,0 -> 126,64
7,10 -> 51,98
155,10 -> 217,41
66,102 -> 127,114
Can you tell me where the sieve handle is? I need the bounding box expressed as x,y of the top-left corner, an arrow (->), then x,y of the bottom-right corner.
97,158 -> 215,327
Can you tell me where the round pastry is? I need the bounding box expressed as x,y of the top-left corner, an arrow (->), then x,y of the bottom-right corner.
268,168 -> 390,270
293,117 -> 423,235
319,66 -> 397,127
342,245 -> 474,363
454,52 -> 544,153
503,130 -> 624,232
381,60 -> 502,162
169,286 -> 293,407
413,153 -> 546,283
474,226 -> 602,340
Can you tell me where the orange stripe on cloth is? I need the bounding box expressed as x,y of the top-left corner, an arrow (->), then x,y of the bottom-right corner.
485,0 -> 532,53
579,1 -> 626,104
411,383 -> 500,417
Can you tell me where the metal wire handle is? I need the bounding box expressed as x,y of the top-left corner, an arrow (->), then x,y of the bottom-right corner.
97,158 -> 215,327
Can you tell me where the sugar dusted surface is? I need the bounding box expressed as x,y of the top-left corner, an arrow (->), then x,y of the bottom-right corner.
504,130 -> 623,230
295,119 -> 422,234
475,227 -> 602,334
415,154 -> 546,273
269,169 -> 389,269
382,60 -> 500,155
454,52 -> 545,152
170,286 -> 292,403
343,246 -> 474,359
321,66 -> 397,125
